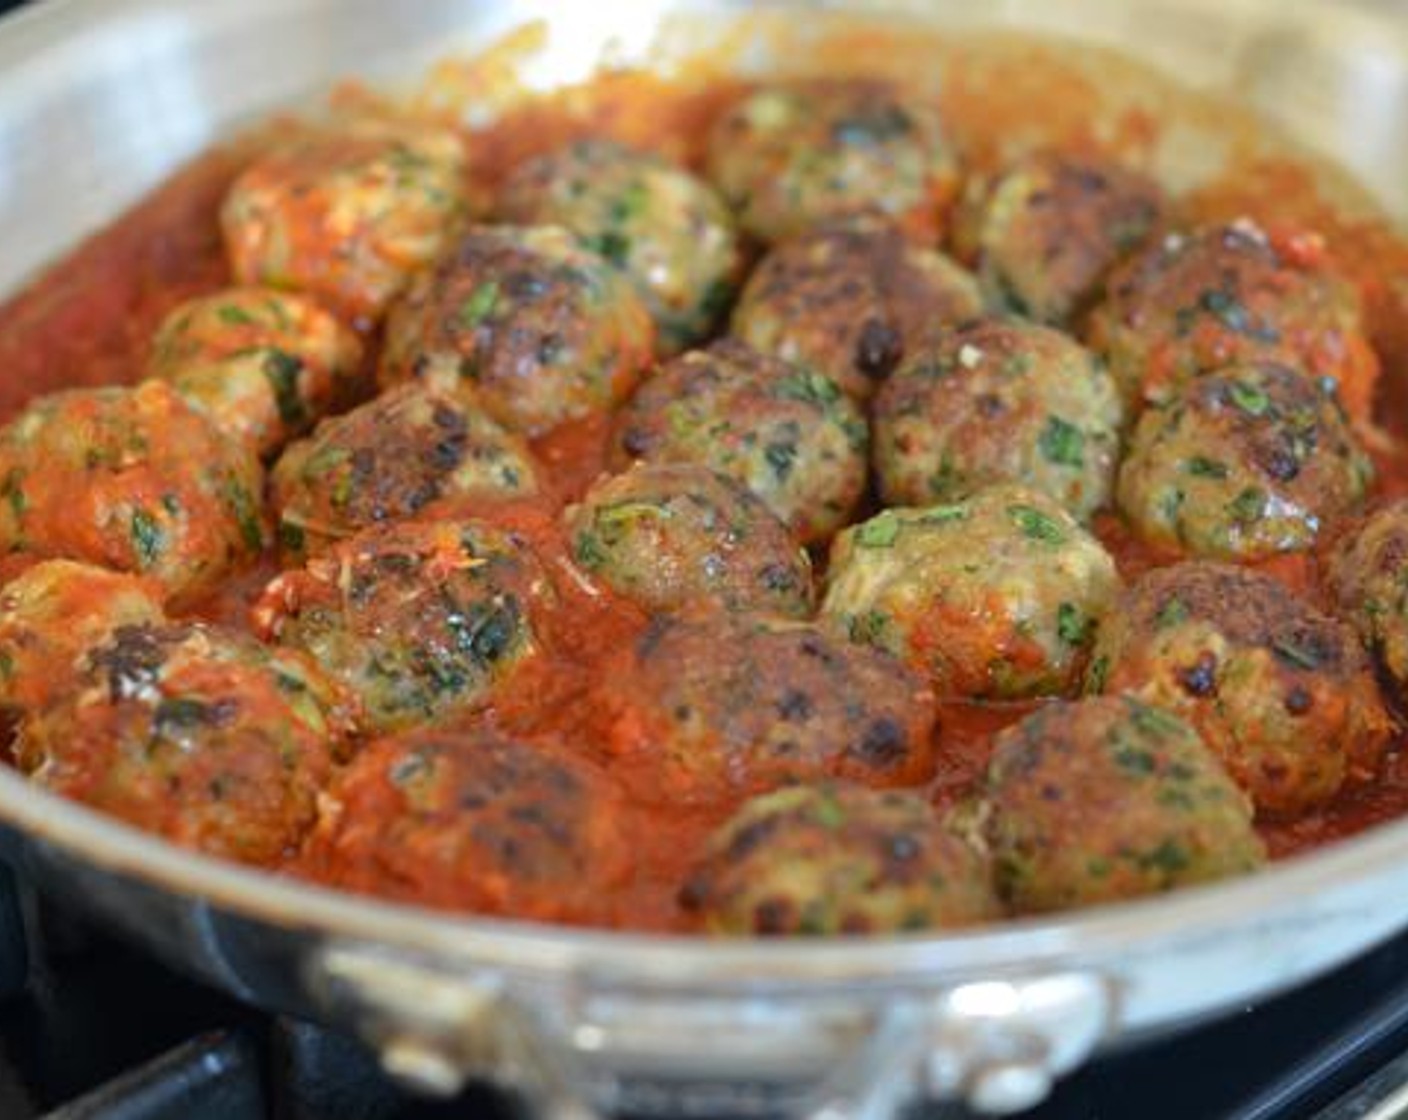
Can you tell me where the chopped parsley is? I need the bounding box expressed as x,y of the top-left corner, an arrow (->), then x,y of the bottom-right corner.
457,282 -> 500,330
130,508 -> 164,568
262,350 -> 308,427
1056,602 -> 1092,646
1008,504 -> 1067,545
1038,416 -> 1085,468
857,514 -> 900,549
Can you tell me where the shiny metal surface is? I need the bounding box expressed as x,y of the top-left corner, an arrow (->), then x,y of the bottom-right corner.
2,1 -> 1408,1115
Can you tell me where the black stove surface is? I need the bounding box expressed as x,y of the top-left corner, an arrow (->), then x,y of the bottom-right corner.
0,850 -> 1404,1120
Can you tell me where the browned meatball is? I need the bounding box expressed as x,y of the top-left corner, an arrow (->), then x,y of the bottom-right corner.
270,384 -> 539,559
1086,220 -> 1379,420
873,318 -> 1125,522
498,138 -> 744,354
565,463 -> 814,618
17,622 -> 353,865
254,518 -> 555,734
1116,362 -> 1371,561
984,696 -> 1264,914
730,220 -> 983,400
0,382 -> 266,608
302,727 -> 632,921
1325,500 -> 1408,706
682,784 -> 996,935
706,79 -> 960,244
592,613 -> 937,808
0,560 -> 165,715
1087,562 -> 1393,814
221,119 -> 468,326
378,224 -> 655,436
952,150 -> 1164,325
612,340 -> 868,544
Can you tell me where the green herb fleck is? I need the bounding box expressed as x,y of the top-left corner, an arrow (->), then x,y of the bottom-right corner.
1008,504 -> 1067,545
278,520 -> 307,553
813,793 -> 847,830
1057,602 -> 1092,646
1228,381 -> 1271,417
1038,417 -> 1085,468
225,480 -> 264,552
857,514 -> 900,549
1155,597 -> 1190,629
764,440 -> 797,481
217,304 -> 257,326
457,281 -> 500,330
1088,654 -> 1111,693
130,508 -> 164,568
1185,456 -> 1229,479
262,350 -> 309,427
776,369 -> 842,406
1272,637 -> 1321,670
588,230 -> 631,267
574,530 -> 609,569
1227,487 -> 1266,525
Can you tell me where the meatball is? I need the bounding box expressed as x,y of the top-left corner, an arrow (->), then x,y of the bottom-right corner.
1325,500 -> 1408,704
0,382 -> 266,607
254,519 -> 554,734
148,287 -> 366,457
706,79 -> 959,244
593,613 -> 937,807
731,219 -> 983,401
16,622 -> 352,865
1086,220 -> 1378,417
498,138 -> 743,354
984,696 -> 1264,914
1116,362 -> 1371,561
303,727 -> 631,921
565,463 -> 813,618
270,383 -> 539,559
953,150 -> 1164,325
221,119 -> 467,325
0,561 -> 165,714
821,485 -> 1119,699
681,784 -> 996,935
1087,562 -> 1393,814
378,224 -> 655,436
873,318 -> 1125,523
611,340 -> 868,544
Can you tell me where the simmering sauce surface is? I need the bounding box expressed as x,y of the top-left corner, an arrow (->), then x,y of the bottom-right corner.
4,22 -> 1408,928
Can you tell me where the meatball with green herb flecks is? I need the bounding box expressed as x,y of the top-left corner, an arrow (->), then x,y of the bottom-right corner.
984,696 -> 1264,914
0,561 -> 166,715
303,727 -> 632,921
873,318 -> 1124,522
731,219 -> 983,400
1325,500 -> 1408,705
681,784 -> 997,935
498,138 -> 744,354
221,119 -> 468,326
565,463 -> 813,618
821,485 -> 1119,699
952,150 -> 1164,326
16,621 -> 354,865
0,382 -> 266,608
378,224 -> 655,436
270,383 -> 539,560
1115,362 -> 1371,560
1087,562 -> 1393,814
706,79 -> 960,244
612,340 -> 868,544
148,287 -> 366,457
593,613 -> 937,807
1085,219 -> 1378,418
253,518 -> 554,734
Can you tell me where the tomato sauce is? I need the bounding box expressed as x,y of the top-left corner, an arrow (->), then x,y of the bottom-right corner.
4,25 -> 1408,929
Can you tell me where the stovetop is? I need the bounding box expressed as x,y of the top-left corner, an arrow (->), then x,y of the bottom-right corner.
0,848 -> 1405,1120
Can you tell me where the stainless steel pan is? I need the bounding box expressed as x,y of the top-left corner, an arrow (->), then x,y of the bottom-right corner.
3,1 -> 1408,1116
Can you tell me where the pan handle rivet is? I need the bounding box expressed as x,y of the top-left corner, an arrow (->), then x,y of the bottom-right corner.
968,1061 -> 1051,1115
380,1036 -> 467,1097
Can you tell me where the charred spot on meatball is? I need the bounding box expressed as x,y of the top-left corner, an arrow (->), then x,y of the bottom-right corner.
565,462 -> 814,618
873,317 -> 1125,523
984,696 -> 1264,913
593,613 -> 937,806
377,224 -> 655,436
731,218 -> 983,401
682,783 -> 997,934
1088,561 -> 1393,814
1116,361 -> 1371,560
611,339 -> 868,544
